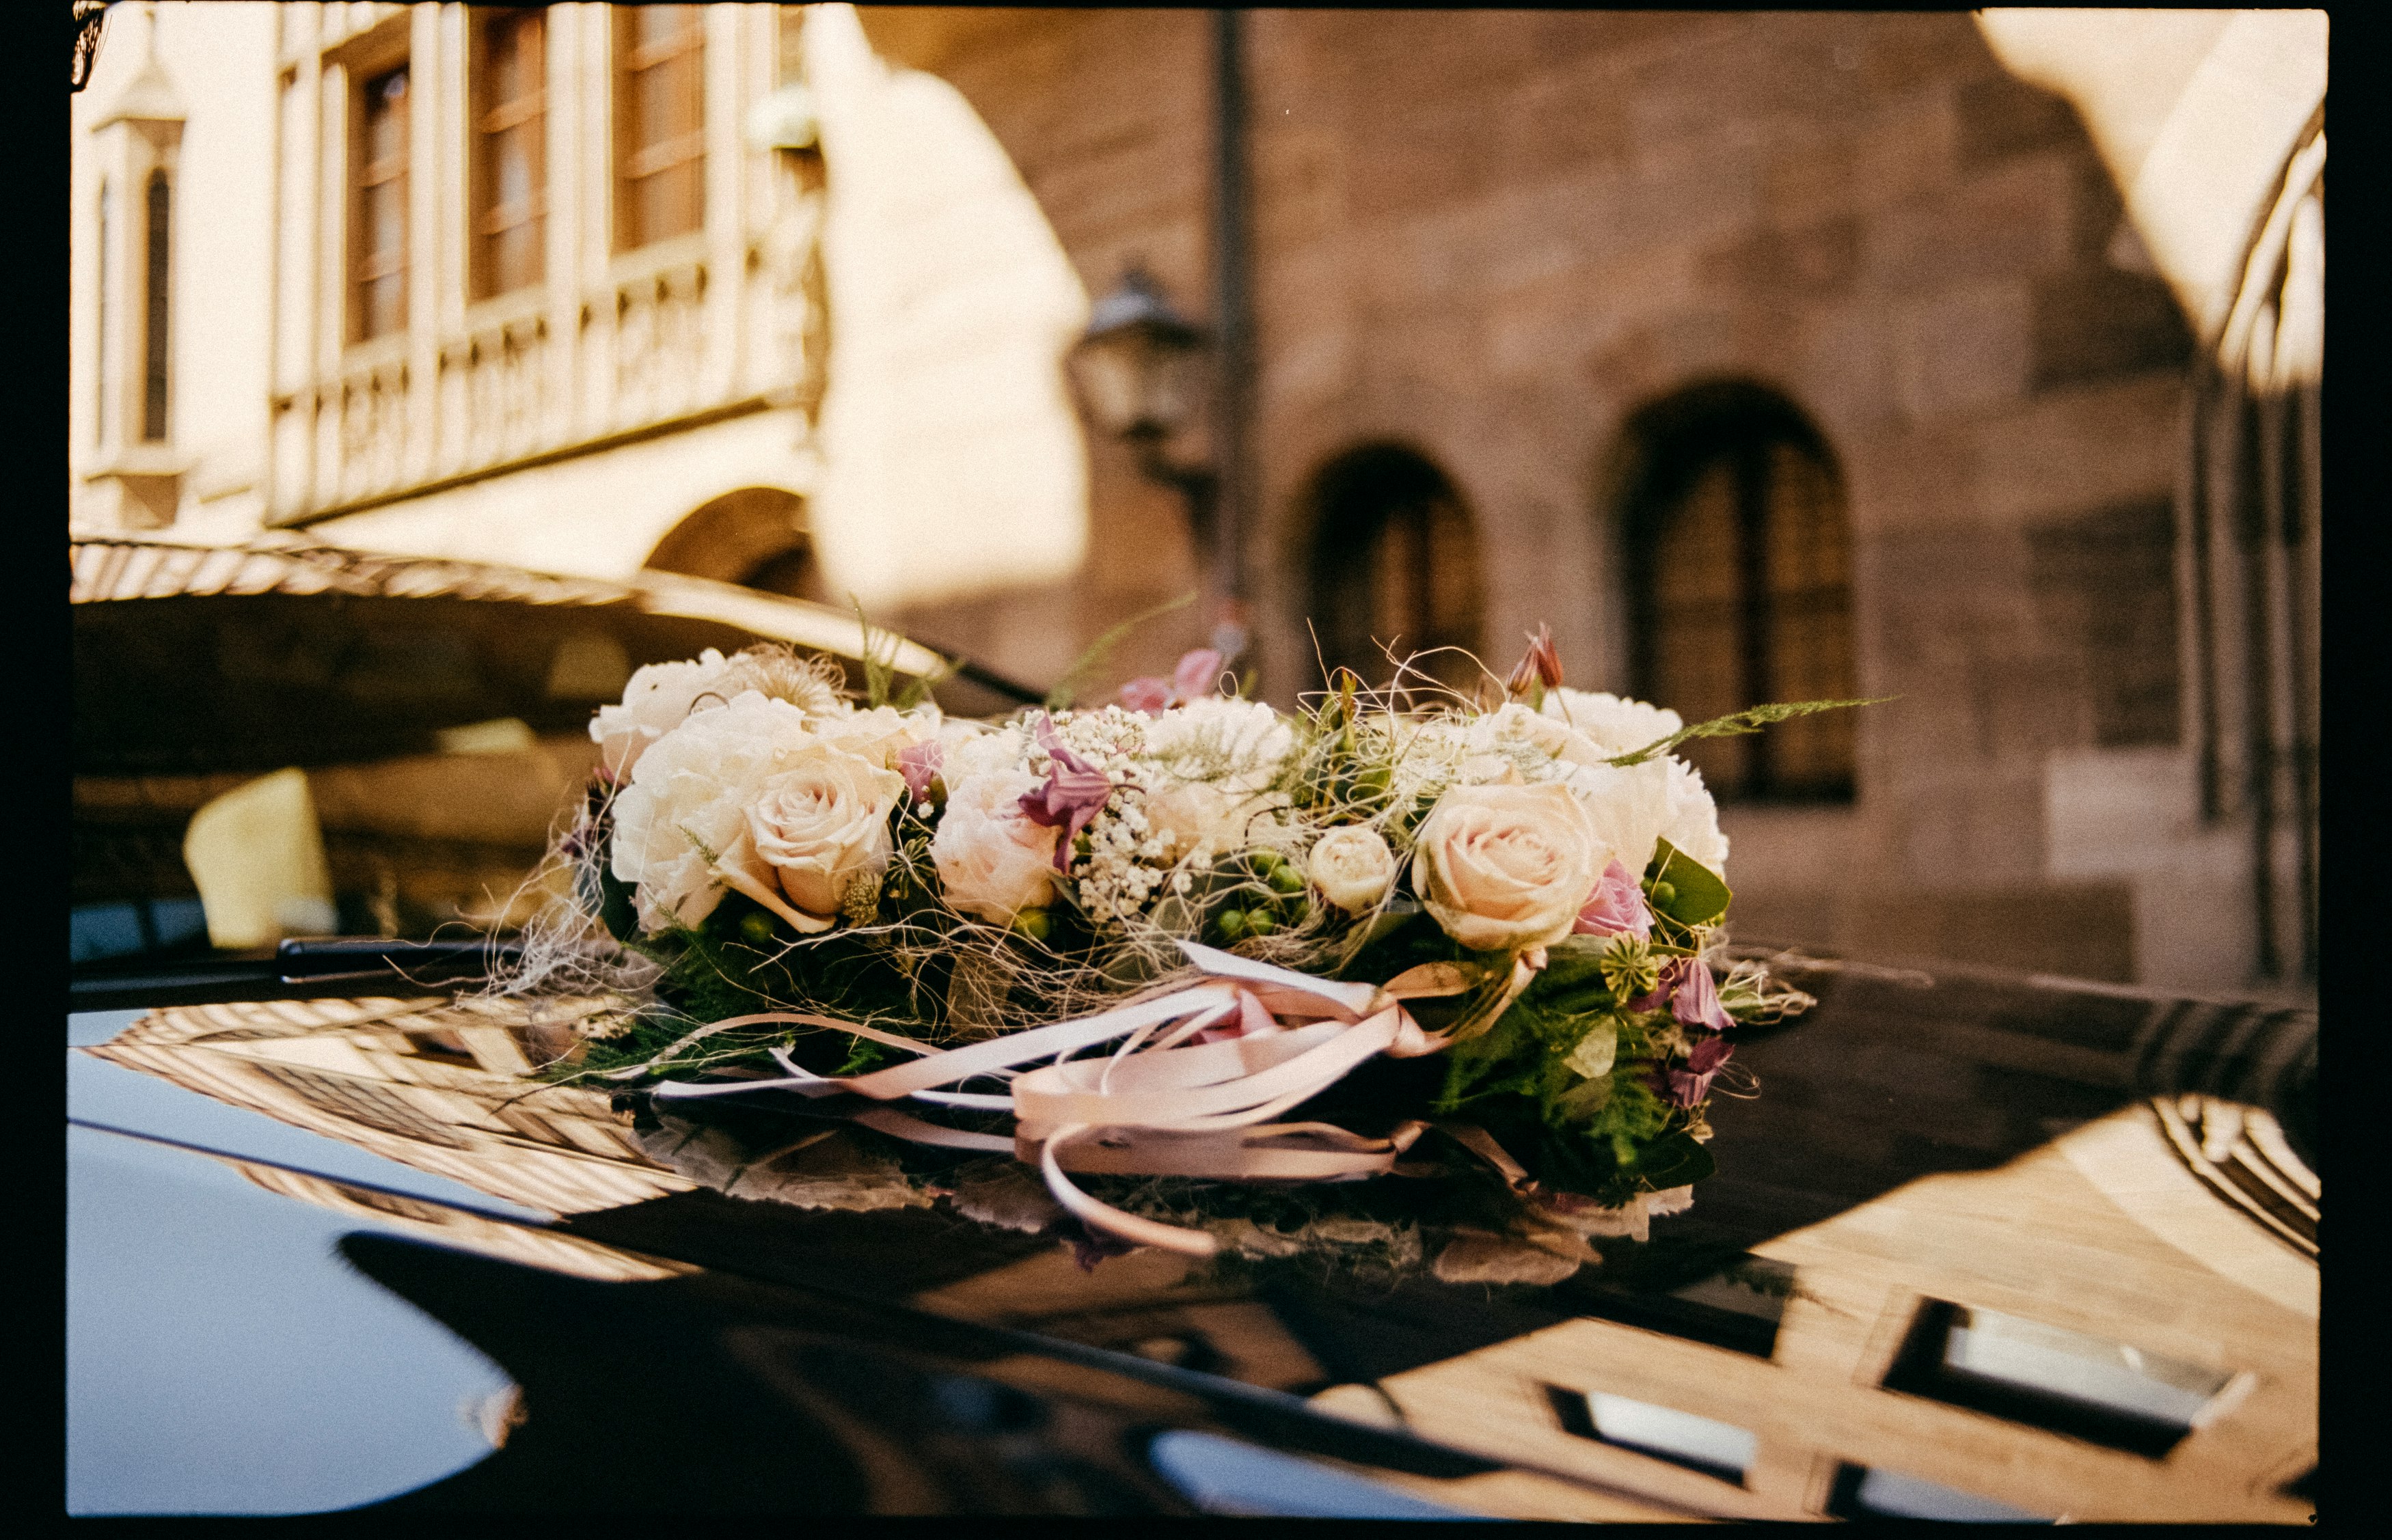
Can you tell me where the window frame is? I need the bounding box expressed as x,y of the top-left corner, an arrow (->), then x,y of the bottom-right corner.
349,57 -> 413,344
470,6 -> 548,303
613,4 -> 707,253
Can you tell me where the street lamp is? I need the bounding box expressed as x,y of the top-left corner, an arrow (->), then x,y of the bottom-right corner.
1070,268 -> 1216,506
1068,269 -> 1243,653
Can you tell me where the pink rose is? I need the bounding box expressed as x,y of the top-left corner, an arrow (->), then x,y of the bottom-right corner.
1573,857 -> 1653,941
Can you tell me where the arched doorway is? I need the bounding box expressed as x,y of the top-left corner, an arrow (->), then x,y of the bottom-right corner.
642,486 -> 829,603
1613,382 -> 1855,801
1303,444 -> 1484,697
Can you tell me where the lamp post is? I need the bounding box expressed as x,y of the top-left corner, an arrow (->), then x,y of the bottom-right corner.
1068,268 -> 1243,659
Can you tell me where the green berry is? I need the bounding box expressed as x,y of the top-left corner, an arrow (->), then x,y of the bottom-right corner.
1267,863 -> 1307,896
1249,849 -> 1285,876
738,911 -> 776,946
1215,909 -> 1250,942
1649,880 -> 1676,910
1010,908 -> 1052,944
1244,909 -> 1277,938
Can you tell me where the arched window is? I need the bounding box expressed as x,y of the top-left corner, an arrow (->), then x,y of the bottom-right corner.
1305,445 -> 1484,696
642,486 -> 828,603
1616,382 -> 1855,801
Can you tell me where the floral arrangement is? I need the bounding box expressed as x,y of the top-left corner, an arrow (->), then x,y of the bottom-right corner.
515,627 -> 1851,1273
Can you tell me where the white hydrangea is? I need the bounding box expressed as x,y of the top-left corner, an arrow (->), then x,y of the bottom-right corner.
1540,688 -> 1684,760
609,691 -> 817,932
1658,756 -> 1730,872
1139,698 -> 1295,793
1558,755 -> 1729,877
942,720 -> 1032,784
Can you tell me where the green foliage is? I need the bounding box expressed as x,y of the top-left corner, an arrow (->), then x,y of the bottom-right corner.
848,594 -> 955,711
1643,838 -> 1732,927
1042,590 -> 1199,711
1604,696 -> 1895,769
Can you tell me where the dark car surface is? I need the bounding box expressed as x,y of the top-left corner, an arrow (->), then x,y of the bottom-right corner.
68,540 -> 2316,1519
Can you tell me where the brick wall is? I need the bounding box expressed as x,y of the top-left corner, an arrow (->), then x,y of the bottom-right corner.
865,10 -> 2205,984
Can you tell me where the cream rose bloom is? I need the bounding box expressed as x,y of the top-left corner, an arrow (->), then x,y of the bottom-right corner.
932,771 -> 1060,922
748,745 -> 906,918
1308,826 -> 1398,913
609,691 -> 815,933
1413,782 -> 1607,952
1144,781 -> 1242,863
590,649 -> 753,779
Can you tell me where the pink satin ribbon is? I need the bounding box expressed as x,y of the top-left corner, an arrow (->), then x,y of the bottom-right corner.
634,939 -> 1546,1256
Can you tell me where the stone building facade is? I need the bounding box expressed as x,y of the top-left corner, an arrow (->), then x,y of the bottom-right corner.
861,8 -> 2322,997
68,6 -> 2320,997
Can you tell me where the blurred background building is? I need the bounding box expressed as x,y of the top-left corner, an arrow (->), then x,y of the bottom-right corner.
70,5 -> 2322,1000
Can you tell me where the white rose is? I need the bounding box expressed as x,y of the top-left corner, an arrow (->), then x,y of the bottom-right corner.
590,649 -> 755,779
609,691 -> 815,933
1413,782 -> 1607,952
932,771 -> 1061,923
1308,826 -> 1398,913
1540,688 -> 1684,760
747,745 -> 906,918
813,703 -> 941,771
1144,781 -> 1242,863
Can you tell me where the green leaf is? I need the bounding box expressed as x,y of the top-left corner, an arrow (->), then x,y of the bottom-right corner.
849,594 -> 895,708
1604,696 -> 1895,768
1564,1017 -> 1618,1080
1643,838 -> 1732,926
1630,1130 -> 1716,1189
589,865 -> 640,943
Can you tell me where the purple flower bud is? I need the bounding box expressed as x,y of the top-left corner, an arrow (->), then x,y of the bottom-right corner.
1120,648 -> 1226,715
1172,647 -> 1226,702
1118,676 -> 1174,714
897,740 -> 942,803
1669,957 -> 1737,1033
1573,857 -> 1654,940
1506,624 -> 1563,696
